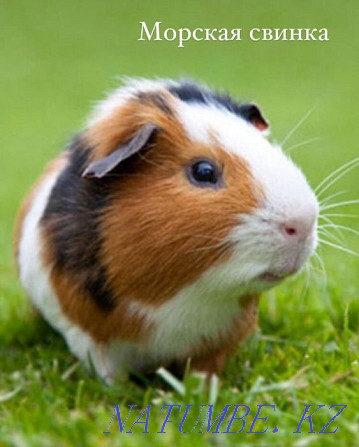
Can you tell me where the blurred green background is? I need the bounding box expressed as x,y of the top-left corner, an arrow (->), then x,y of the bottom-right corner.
1,1 -> 358,446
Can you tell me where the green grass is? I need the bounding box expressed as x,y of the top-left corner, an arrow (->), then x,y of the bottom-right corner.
1,1 -> 359,446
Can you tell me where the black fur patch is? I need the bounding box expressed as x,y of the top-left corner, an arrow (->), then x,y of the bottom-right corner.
168,81 -> 249,120
41,135 -> 116,312
137,91 -> 173,116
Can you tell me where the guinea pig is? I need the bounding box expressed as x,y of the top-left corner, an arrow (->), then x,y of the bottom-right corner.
14,78 -> 319,383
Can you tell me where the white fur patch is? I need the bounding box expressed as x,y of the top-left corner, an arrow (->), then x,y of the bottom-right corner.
126,283 -> 242,362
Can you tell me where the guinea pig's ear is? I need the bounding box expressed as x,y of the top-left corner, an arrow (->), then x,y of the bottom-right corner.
238,104 -> 269,133
82,123 -> 159,179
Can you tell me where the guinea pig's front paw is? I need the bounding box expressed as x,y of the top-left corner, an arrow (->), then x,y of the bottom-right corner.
190,351 -> 228,379
83,343 -> 129,385
102,368 -> 129,386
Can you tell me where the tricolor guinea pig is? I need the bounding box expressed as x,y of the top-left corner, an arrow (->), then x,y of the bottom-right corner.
14,78 -> 319,383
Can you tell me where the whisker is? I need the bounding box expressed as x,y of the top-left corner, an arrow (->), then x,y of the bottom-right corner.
321,213 -> 358,219
138,152 -> 163,168
311,251 -> 328,289
318,215 -> 346,241
315,157 -> 359,196
181,233 -> 225,243
187,242 -> 232,264
320,224 -> 359,237
311,253 -> 325,285
299,262 -> 312,301
320,199 -> 359,212
317,163 -> 359,199
187,240 -> 230,254
319,190 -> 347,207
285,136 -> 321,153
281,106 -> 317,147
318,228 -> 344,245
318,238 -> 359,257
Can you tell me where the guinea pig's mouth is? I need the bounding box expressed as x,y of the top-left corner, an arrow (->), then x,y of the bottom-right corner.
259,272 -> 286,283
259,269 -> 298,283
258,248 -> 312,284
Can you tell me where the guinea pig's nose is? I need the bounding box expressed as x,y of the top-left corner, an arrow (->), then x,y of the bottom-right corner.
280,217 -> 315,242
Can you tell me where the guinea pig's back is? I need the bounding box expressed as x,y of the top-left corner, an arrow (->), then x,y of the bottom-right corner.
14,153 -> 69,315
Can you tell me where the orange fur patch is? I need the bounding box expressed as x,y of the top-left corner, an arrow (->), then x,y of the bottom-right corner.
45,264 -> 151,343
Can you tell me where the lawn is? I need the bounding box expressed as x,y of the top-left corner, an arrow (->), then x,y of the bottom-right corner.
0,1 -> 358,446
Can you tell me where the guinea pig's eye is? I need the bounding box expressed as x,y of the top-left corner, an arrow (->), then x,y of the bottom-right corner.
187,159 -> 222,188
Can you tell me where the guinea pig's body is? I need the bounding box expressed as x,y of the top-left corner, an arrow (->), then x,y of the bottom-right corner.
15,79 -> 319,382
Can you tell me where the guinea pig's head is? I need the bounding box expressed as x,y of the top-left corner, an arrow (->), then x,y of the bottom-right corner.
82,79 -> 319,303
